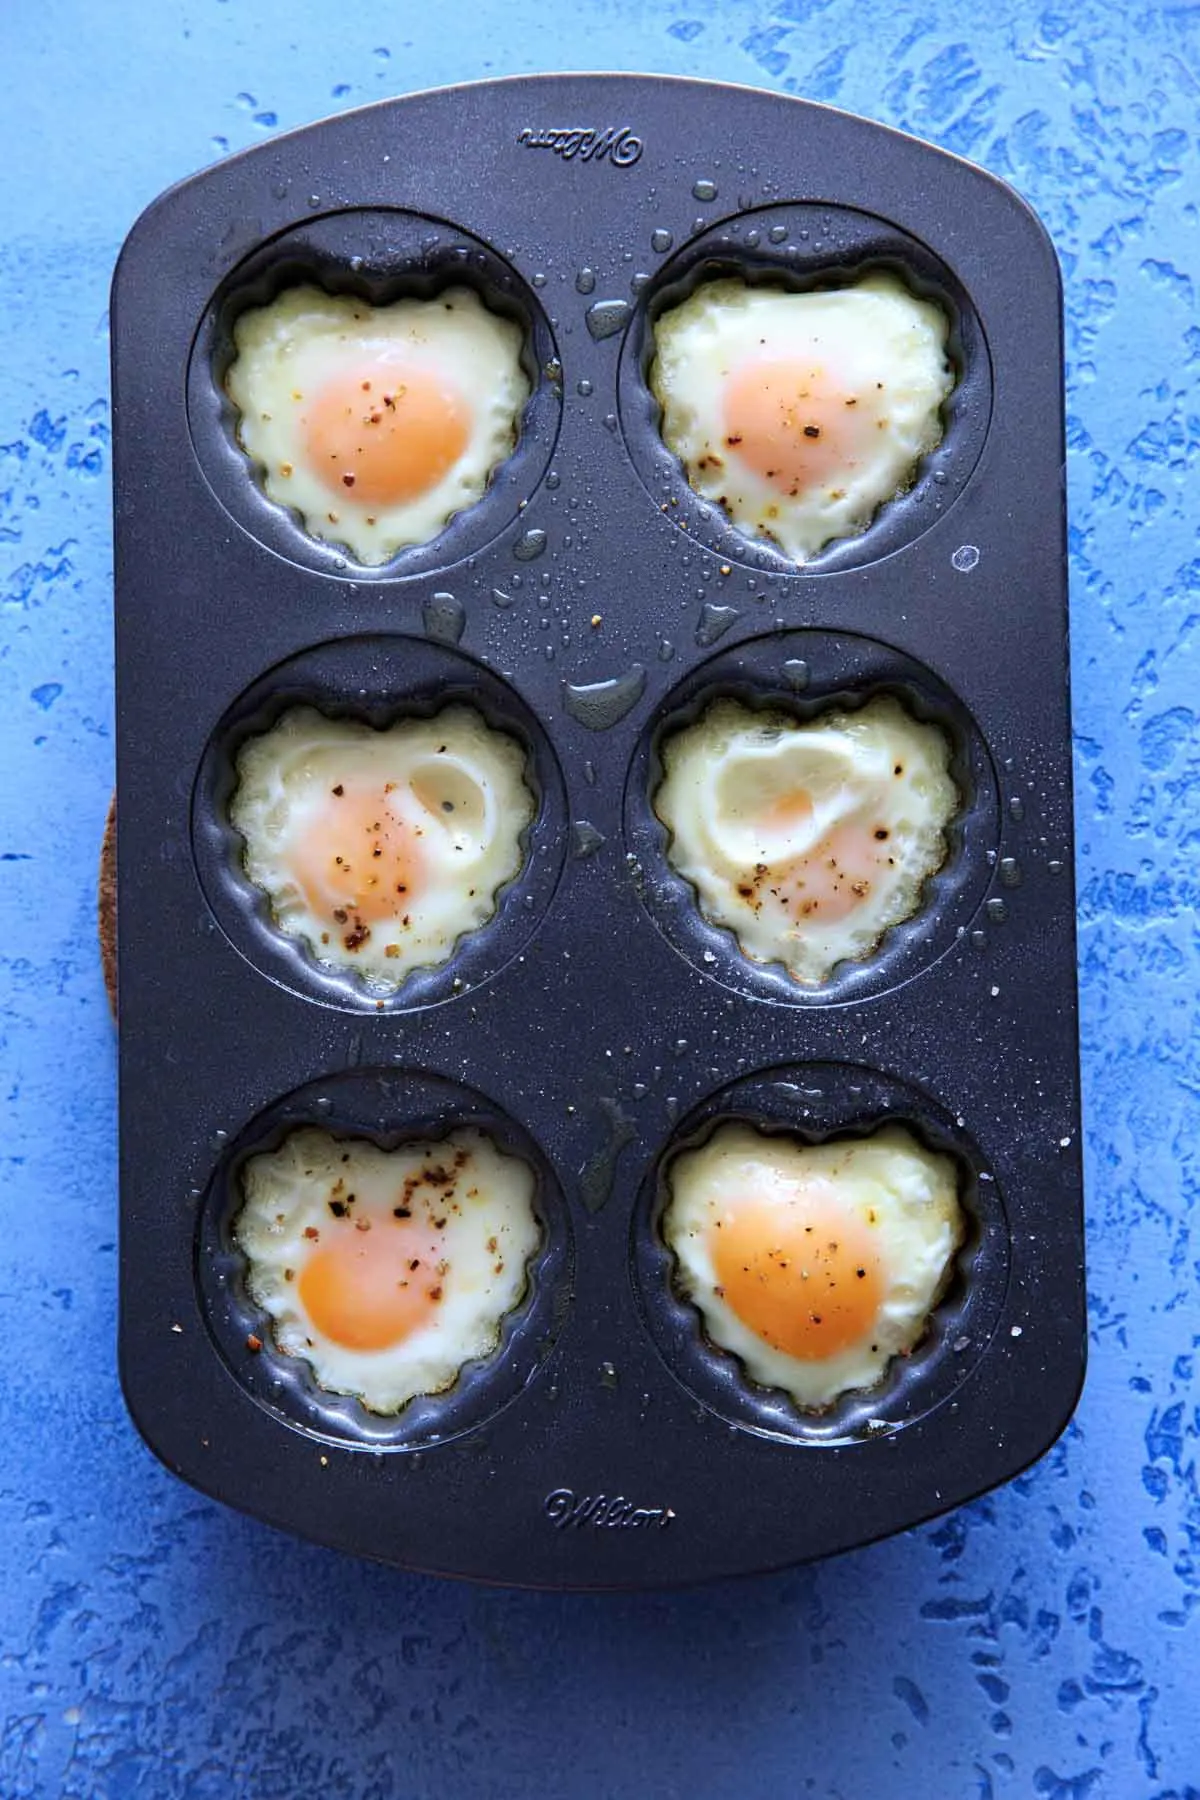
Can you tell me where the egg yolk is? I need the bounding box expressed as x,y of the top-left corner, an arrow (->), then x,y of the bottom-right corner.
712,1185 -> 885,1359
304,364 -> 471,506
722,357 -> 863,497
291,781 -> 425,930
761,786 -> 813,834
739,818 -> 890,927
299,1220 -> 443,1350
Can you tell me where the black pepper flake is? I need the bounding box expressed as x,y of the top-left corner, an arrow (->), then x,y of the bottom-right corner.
408,1258 -> 421,1271
393,1205 -> 411,1219
331,784 -> 344,796
803,424 -> 821,439
342,472 -> 356,487
332,907 -> 348,924
328,1199 -> 348,1218
343,916 -> 371,951
874,828 -> 889,840
428,1285 -> 444,1302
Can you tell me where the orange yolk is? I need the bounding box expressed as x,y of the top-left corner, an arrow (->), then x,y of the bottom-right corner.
304,364 -> 470,506
712,1187 -> 884,1359
761,787 -> 813,833
292,782 -> 424,929
298,1220 -> 443,1350
777,820 -> 888,925
723,357 -> 860,497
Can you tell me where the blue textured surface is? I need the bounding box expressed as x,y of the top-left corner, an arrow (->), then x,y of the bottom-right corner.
1,2 -> 1197,1793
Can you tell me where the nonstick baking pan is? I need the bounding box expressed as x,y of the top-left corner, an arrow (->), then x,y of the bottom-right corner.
111,72 -> 1083,1588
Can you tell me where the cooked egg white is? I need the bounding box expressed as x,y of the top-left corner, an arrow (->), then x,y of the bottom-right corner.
230,704 -> 535,989
650,274 -> 953,561
664,1122 -> 964,1410
226,285 -> 529,564
654,695 -> 956,986
236,1126 -> 540,1413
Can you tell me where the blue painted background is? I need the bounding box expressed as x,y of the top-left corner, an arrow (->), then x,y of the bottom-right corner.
2,1 -> 1197,1794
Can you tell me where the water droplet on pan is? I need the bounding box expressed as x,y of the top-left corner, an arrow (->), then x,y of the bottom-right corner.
651,227 -> 673,252
571,821 -> 605,858
692,178 -> 718,201
768,223 -> 788,244
782,658 -> 810,691
422,592 -> 465,644
575,267 -> 597,294
579,1099 -> 637,1213
599,1360 -> 619,1390
492,587 -> 516,608
513,528 -> 547,561
1009,796 -> 1025,821
585,299 -> 632,340
985,897 -> 1008,924
696,603 -> 740,646
999,857 -> 1022,888
952,544 -> 980,573
576,378 -> 593,397
563,665 -> 647,729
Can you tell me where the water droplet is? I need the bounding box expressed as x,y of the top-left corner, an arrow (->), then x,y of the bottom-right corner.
631,1083 -> 649,1101
932,469 -> 949,486
651,227 -> 673,252
696,602 -> 740,646
563,665 -> 647,729
952,544 -> 980,573
630,272 -> 650,293
577,378 -> 593,397
422,592 -> 465,645
571,821 -> 605,858
579,1099 -> 637,1213
1009,796 -> 1025,821
602,412 -> 618,433
514,528 -> 547,561
692,178 -> 717,201
782,658 -> 810,690
599,1360 -> 619,1390
585,298 -> 631,340
307,193 -> 321,209
314,1096 -> 333,1115
545,470 -> 561,490
673,1038 -> 689,1056
999,856 -> 1022,888
583,760 -> 597,786
532,271 -> 547,288
209,1128 -> 230,1153
985,897 -> 1008,924
658,638 -> 675,661
575,267 -> 597,294
492,587 -> 516,608
970,929 -> 987,950
768,223 -> 788,244
1048,858 -> 1065,875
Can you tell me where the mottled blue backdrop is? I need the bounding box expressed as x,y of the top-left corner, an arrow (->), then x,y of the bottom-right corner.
1,2 -> 1197,1795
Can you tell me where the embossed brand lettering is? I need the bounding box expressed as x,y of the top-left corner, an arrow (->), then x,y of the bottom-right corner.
543,1488 -> 675,1531
516,125 -> 643,167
